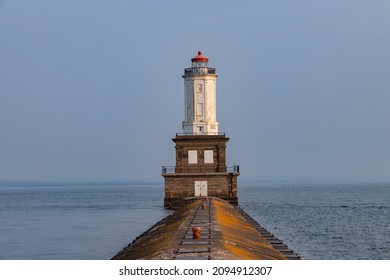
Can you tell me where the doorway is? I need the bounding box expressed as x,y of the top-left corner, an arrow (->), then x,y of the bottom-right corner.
194,181 -> 207,197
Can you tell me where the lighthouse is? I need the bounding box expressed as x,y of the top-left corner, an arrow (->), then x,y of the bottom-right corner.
162,51 -> 239,207
182,51 -> 218,135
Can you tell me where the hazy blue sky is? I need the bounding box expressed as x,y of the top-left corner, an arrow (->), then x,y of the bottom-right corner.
1,0 -> 389,183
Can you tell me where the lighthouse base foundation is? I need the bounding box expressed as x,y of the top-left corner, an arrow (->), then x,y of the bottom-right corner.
162,172 -> 239,207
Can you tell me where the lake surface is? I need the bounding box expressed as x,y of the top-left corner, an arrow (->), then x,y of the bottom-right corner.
0,183 -> 170,259
0,182 -> 389,259
239,183 -> 390,259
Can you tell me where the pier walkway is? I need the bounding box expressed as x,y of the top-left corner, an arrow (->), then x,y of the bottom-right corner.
112,198 -> 300,260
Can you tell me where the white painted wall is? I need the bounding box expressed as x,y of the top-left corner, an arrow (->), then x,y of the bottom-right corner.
182,73 -> 219,135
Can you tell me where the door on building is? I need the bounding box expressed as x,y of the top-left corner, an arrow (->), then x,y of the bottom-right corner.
194,181 -> 208,197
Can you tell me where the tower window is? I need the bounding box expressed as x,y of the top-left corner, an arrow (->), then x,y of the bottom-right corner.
197,84 -> 203,92
188,150 -> 197,164
204,150 -> 214,164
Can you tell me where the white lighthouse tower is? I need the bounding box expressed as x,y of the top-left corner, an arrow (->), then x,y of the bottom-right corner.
182,51 -> 219,135
162,51 -> 239,207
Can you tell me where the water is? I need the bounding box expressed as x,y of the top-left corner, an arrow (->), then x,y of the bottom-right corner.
239,183 -> 390,259
0,183 -> 171,260
0,182 -> 389,259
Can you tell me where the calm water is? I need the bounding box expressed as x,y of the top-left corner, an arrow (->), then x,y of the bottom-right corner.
0,182 -> 389,259
239,183 -> 390,259
0,184 -> 171,260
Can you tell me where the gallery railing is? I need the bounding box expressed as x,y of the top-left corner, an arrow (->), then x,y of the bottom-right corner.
162,165 -> 239,174
175,132 -> 225,137
184,67 -> 216,75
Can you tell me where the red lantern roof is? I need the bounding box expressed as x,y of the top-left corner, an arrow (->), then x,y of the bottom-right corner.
191,51 -> 209,62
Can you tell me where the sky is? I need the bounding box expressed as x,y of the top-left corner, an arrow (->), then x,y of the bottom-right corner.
0,0 -> 389,183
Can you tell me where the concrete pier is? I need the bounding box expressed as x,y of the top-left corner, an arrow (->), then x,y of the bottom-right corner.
112,198 -> 300,260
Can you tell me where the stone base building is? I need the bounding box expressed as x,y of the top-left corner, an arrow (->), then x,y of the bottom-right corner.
162,134 -> 239,206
